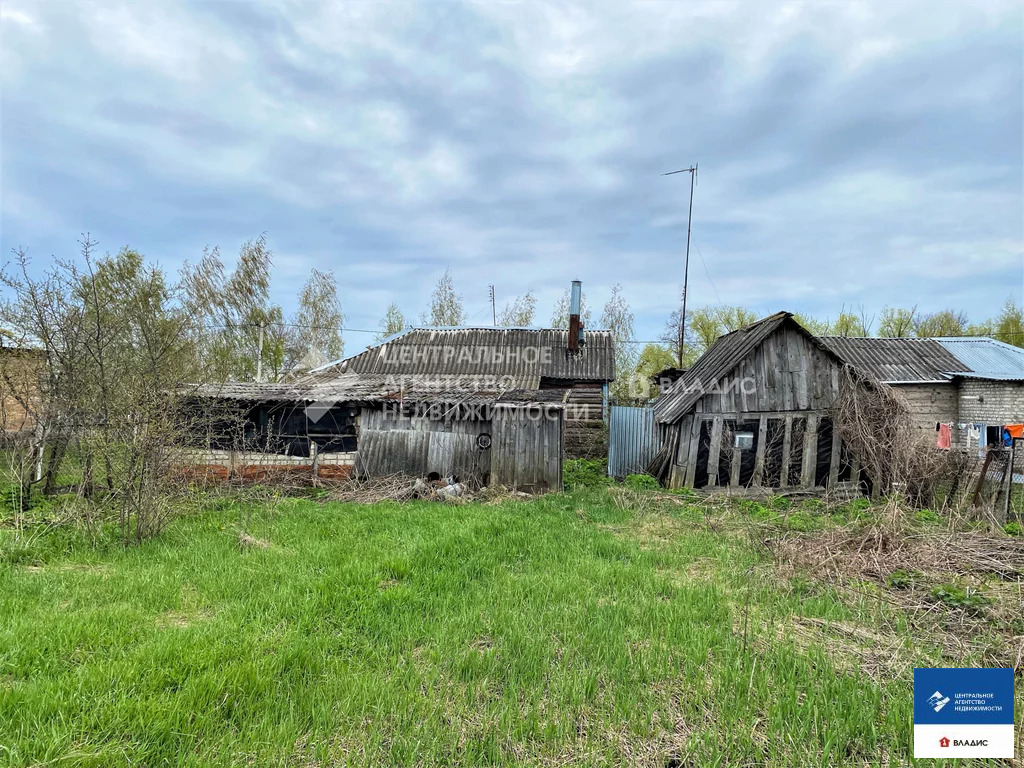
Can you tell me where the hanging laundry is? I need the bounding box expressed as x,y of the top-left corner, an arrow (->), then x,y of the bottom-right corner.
1004,423 -> 1024,439
967,424 -> 981,444
936,423 -> 952,450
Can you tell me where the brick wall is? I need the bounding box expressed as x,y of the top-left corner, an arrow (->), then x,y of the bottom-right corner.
957,380 -> 1024,424
176,448 -> 357,484
892,383 -> 958,441
0,350 -> 44,433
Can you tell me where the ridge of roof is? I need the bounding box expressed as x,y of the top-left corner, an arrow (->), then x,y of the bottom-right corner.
654,312 -> 815,424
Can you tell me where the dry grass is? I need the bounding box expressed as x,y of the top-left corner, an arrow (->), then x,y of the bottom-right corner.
765,500 -> 1024,671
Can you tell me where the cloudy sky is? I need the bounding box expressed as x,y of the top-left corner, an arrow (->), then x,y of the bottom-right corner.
1,0 -> 1021,350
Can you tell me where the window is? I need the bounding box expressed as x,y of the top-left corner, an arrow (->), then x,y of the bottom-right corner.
734,431 -> 754,451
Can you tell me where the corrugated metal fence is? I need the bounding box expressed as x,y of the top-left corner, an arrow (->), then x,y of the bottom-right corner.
608,405 -> 660,478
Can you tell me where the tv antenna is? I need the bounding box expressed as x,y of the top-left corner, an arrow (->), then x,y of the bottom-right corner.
662,163 -> 698,364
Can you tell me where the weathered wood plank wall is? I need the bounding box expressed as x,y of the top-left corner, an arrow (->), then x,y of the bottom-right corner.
356,405 -> 563,491
668,326 -> 849,490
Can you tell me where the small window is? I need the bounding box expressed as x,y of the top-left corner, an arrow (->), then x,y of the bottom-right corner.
734,431 -> 754,451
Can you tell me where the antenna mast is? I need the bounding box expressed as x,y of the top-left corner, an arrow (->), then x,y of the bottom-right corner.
662,163 -> 698,364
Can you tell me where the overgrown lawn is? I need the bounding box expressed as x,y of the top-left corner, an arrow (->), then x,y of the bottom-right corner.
0,490 -> 1013,766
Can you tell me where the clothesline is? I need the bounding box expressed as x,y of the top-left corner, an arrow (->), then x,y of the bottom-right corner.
939,421 -> 1023,453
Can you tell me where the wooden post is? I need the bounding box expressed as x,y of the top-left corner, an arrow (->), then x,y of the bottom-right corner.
800,414 -> 819,488
708,417 -> 723,487
730,428 -> 742,487
684,417 -> 701,488
752,414 -> 767,487
828,424 -> 841,488
780,415 -> 793,488
1001,440 -> 1016,524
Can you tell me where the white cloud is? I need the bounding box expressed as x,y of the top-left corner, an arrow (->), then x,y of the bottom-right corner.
0,0 -> 1020,343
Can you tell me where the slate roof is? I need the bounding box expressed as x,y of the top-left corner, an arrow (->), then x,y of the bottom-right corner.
303,327 -> 615,386
186,373 -> 567,408
654,312 -> 833,424
933,337 -> 1024,381
818,337 -> 964,384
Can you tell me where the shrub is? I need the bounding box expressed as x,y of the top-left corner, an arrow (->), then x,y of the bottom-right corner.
564,459 -> 612,490
885,568 -> 918,589
1004,521 -> 1022,537
785,511 -> 815,531
915,509 -> 941,525
623,473 -> 660,491
929,583 -> 990,612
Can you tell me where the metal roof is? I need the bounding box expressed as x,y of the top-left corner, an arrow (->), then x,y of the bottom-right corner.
818,337 -> 963,384
304,327 -> 615,384
655,312 -> 830,424
186,373 -> 567,408
933,337 -> 1024,380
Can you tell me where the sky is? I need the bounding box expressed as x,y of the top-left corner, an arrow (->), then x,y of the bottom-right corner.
1,0 -> 1022,352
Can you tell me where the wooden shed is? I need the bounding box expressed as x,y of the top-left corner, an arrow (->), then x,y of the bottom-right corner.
357,403 -> 564,492
653,312 -> 852,491
183,375 -> 565,491
300,325 -> 614,459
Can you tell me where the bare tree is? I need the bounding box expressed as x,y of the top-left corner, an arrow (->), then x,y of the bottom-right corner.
877,306 -> 917,338
601,284 -> 637,403
180,235 -> 284,381
498,291 -> 536,327
550,287 -> 592,329
286,268 -> 344,373
915,309 -> 969,338
792,313 -> 831,336
376,302 -> 406,341
664,304 -> 757,366
420,268 -> 465,326
1,240 -> 214,542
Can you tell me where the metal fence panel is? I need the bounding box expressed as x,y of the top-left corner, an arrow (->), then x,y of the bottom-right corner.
608,405 -> 659,478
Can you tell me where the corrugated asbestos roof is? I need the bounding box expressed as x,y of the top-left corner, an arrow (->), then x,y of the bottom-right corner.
933,337 -> 1024,381
654,312 -> 794,424
818,337 -> 964,384
186,373 -> 567,407
303,327 -> 615,384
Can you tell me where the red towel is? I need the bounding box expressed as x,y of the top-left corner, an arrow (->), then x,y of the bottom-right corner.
936,423 -> 952,450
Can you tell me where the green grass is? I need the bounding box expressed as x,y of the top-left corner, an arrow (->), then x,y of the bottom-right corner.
0,489 -> 1007,766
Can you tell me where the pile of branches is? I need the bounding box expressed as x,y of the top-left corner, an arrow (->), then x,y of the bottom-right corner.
832,366 -> 971,509
770,511 -> 1024,583
764,503 -> 1024,669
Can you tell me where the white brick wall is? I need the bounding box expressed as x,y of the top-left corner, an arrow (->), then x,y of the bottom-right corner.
180,449 -> 356,467
958,380 -> 1024,424
892,383 -> 958,437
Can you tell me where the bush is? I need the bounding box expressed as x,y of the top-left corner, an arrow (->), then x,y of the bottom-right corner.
623,473 -> 660,491
929,583 -> 990,612
885,568 -> 919,589
564,459 -> 612,490
915,509 -> 941,525
1004,521 -> 1022,537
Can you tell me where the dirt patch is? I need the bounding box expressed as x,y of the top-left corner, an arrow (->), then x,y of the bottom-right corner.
155,608 -> 215,629
23,562 -> 112,576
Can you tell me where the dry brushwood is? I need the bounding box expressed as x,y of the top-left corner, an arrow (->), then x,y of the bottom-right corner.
325,474 -> 420,503
832,366 -> 971,509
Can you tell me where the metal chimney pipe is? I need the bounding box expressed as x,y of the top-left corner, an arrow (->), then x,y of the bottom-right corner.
568,280 -> 582,352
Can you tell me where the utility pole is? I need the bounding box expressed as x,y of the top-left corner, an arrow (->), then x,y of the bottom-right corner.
489,285 -> 496,326
255,321 -> 265,383
662,163 -> 697,365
